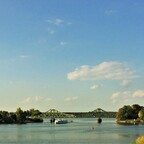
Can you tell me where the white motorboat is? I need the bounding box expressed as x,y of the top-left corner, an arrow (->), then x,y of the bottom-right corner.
54,119 -> 68,124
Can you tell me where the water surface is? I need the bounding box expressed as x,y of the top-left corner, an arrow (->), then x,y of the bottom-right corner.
0,118 -> 143,144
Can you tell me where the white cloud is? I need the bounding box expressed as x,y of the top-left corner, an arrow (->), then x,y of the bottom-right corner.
111,91 -> 131,103
22,96 -> 51,104
60,41 -> 67,46
55,18 -> 64,25
64,96 -> 78,102
120,80 -> 132,87
47,18 -> 72,35
48,18 -> 64,26
47,27 -> 55,34
35,96 -> 43,102
67,61 -> 137,81
90,84 -> 102,90
111,92 -> 121,99
133,90 -> 144,98
111,89 -> 144,103
47,18 -> 72,26
19,55 -> 29,58
23,97 -> 31,103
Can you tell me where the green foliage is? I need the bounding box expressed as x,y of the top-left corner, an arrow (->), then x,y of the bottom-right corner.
27,109 -> 42,117
0,108 -> 43,124
116,104 -> 143,121
138,107 -> 144,120
0,111 -> 17,124
16,108 -> 27,123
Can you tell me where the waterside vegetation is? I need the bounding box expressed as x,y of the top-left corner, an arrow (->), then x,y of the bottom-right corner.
1,104 -> 144,125
116,104 -> 144,125
0,108 -> 116,124
0,108 -> 43,124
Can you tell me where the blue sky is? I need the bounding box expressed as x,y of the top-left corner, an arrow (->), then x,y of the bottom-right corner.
0,0 -> 144,112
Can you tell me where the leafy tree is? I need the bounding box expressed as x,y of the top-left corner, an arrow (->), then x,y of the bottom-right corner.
16,108 -> 26,123
28,109 -> 42,117
0,108 -> 43,124
116,105 -> 136,120
131,104 -> 142,118
0,111 -> 15,123
9,112 -> 17,122
116,104 -> 144,121
138,107 -> 144,120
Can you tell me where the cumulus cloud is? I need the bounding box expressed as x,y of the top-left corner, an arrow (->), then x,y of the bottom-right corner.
67,61 -> 137,81
47,18 -> 72,26
120,80 -> 132,87
47,18 -> 72,35
64,96 -> 78,102
90,84 -> 102,90
111,92 -> 121,99
47,27 -> 55,34
23,97 -> 31,103
48,18 -> 64,26
60,41 -> 67,46
111,89 -> 144,103
22,96 -> 51,103
132,90 -> 144,98
35,96 -> 43,102
111,91 -> 131,103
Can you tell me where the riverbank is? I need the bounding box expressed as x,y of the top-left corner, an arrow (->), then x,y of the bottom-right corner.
0,117 -> 43,124
65,112 -> 116,118
117,119 -> 144,125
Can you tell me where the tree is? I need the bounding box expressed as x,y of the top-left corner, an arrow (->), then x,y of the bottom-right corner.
28,109 -> 42,117
131,104 -> 142,118
138,107 -> 144,120
116,105 -> 136,120
9,113 -> 17,123
16,108 -> 27,123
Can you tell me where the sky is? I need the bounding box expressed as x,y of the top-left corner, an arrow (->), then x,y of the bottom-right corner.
0,0 -> 144,112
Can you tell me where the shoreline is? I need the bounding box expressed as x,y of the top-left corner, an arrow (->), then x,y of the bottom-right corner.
117,119 -> 144,125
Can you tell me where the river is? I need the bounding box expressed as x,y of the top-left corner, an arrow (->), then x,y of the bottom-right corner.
0,118 -> 143,144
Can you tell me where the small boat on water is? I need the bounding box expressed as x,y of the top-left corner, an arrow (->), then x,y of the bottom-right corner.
54,119 -> 68,124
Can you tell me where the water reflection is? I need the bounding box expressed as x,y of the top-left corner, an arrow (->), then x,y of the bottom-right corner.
0,118 -> 143,144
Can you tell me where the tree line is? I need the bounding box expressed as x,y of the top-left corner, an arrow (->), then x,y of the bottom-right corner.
65,112 -> 116,118
0,108 -> 43,124
1,104 -> 144,124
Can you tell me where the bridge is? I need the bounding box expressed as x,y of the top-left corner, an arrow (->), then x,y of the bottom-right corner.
44,109 -> 75,118
91,108 -> 106,113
